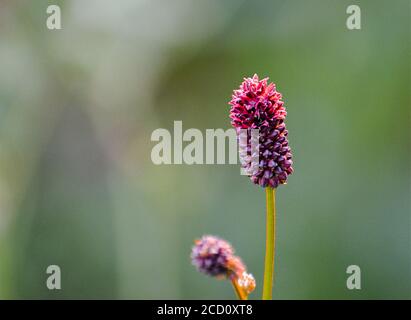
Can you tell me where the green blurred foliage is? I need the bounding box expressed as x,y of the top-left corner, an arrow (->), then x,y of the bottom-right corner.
0,0 -> 409,299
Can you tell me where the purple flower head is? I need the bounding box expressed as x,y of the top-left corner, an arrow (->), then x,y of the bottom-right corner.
229,74 -> 293,188
191,235 -> 245,278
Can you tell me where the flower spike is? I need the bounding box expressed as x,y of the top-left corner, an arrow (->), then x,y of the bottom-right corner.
229,74 -> 293,188
191,235 -> 255,299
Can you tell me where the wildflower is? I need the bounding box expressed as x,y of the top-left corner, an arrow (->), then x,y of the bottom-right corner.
229,74 -> 293,188
191,235 -> 236,278
191,235 -> 255,299
229,74 -> 294,299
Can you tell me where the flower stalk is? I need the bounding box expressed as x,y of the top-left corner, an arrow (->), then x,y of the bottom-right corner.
228,74 -> 293,300
230,277 -> 248,300
263,187 -> 276,300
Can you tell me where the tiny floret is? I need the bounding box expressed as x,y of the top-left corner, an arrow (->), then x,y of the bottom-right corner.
237,272 -> 256,295
191,235 -> 236,277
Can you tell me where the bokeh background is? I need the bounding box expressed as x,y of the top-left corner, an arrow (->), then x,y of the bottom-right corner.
0,0 -> 409,299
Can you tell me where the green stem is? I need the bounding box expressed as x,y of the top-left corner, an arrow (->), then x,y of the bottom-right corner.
262,187 -> 276,300
231,277 -> 248,300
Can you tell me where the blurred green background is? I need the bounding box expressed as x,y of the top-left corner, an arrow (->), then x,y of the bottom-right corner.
0,0 -> 410,299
